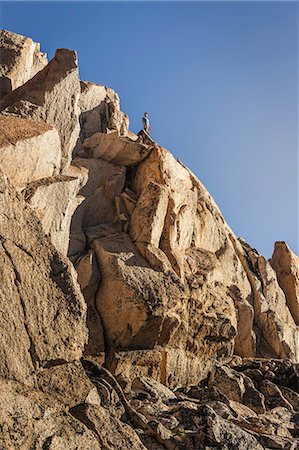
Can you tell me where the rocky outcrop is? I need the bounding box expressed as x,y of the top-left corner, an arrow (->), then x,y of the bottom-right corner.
0,173 -> 87,383
271,241 -> 299,325
0,29 -> 47,95
0,30 -> 299,449
0,48 -> 80,169
0,116 -> 61,187
74,80 -> 129,155
83,130 -> 154,166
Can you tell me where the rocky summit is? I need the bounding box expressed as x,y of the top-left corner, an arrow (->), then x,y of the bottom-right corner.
0,30 -> 298,450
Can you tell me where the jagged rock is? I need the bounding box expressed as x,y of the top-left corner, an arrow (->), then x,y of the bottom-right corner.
69,157 -> 126,256
74,80 -> 129,155
75,250 -> 105,355
0,48 -> 80,169
23,174 -> 83,255
270,241 -> 299,325
0,116 -> 61,187
83,130 -> 153,166
0,29 -> 47,94
36,361 -> 100,408
0,173 -> 87,383
239,241 -> 298,362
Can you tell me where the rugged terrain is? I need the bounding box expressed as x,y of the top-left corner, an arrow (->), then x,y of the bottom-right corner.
0,29 -> 298,449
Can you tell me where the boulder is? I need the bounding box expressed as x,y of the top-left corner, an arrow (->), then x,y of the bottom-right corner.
0,173 -> 87,383
0,116 -> 61,187
0,29 -> 47,93
83,130 -> 153,166
23,174 -> 83,255
0,48 -> 81,169
270,241 -> 299,325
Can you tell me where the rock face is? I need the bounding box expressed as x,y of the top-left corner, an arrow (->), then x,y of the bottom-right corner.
0,29 -> 47,94
0,48 -> 80,169
0,116 -> 61,187
0,173 -> 87,383
271,241 -> 299,325
0,30 -> 299,450
74,80 -> 129,155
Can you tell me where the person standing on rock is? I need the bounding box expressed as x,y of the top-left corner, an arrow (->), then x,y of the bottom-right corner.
142,112 -> 151,134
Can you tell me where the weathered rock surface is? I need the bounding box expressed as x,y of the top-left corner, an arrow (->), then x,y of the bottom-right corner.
0,48 -> 80,169
0,29 -> 47,94
0,116 -> 61,187
83,130 -> 154,166
74,80 -> 129,155
1,30 -> 299,450
24,174 -> 83,255
0,173 -> 87,383
271,241 -> 299,325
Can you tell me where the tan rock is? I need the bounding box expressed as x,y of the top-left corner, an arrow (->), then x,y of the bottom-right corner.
74,80 -> 129,155
83,130 -> 153,166
0,29 -> 47,93
23,174 -> 83,255
0,174 -> 87,383
270,241 -> 299,325
75,250 -> 105,355
91,224 -> 237,386
36,361 -> 100,408
69,157 -> 126,256
71,403 -> 146,449
0,378 -> 101,449
239,241 -> 298,362
0,116 -> 61,187
0,48 -> 80,169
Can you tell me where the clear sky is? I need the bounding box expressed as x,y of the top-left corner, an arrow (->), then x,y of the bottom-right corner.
1,1 -> 298,258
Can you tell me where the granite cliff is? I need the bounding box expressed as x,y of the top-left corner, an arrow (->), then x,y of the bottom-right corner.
0,30 -> 298,449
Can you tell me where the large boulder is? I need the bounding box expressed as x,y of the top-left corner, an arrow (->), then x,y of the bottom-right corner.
0,48 -> 81,169
0,29 -> 47,95
0,116 -> 61,188
83,130 -> 154,166
270,241 -> 299,325
0,173 -> 87,384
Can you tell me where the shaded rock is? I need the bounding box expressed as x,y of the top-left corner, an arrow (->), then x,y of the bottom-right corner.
36,361 -> 100,408
83,130 -> 153,166
0,116 -> 61,187
0,48 -> 80,169
270,241 -> 299,325
74,80 -> 129,155
0,377 -> 101,450
23,174 -> 83,255
71,403 -> 146,449
68,157 -> 126,257
75,250 -> 105,355
0,174 -> 87,383
0,29 -> 47,93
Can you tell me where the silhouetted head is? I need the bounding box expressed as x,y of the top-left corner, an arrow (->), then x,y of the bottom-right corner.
144,112 -> 148,117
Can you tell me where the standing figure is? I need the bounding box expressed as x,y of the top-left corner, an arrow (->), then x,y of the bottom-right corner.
142,112 -> 151,134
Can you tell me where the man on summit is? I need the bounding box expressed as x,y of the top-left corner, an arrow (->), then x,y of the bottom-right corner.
142,112 -> 151,134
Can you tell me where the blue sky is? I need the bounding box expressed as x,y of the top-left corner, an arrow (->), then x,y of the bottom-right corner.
1,1 -> 298,258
